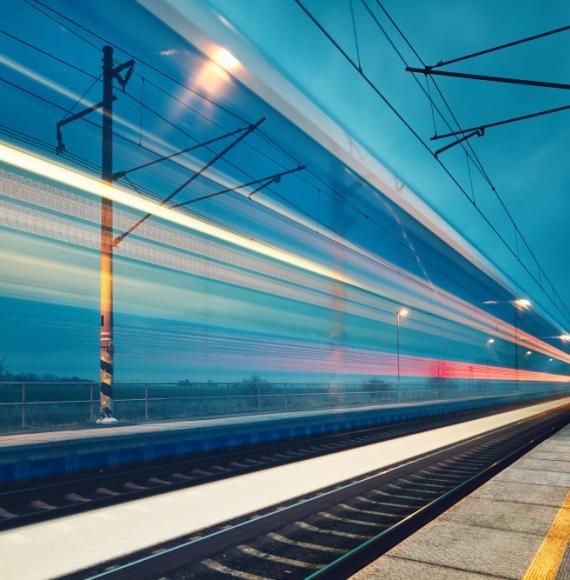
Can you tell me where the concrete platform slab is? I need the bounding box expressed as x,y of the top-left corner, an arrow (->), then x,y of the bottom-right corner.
515,458 -> 570,473
354,555 -> 500,579
440,496 -> 559,535
384,520 -> 543,578
472,480 -> 568,508
495,468 -> 570,487
354,421 -> 570,580
525,451 -> 570,461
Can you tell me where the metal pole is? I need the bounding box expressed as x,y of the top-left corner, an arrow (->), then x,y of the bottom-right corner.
514,309 -> 519,391
99,45 -> 116,422
89,383 -> 94,421
144,385 -> 149,421
21,383 -> 26,430
396,313 -> 401,402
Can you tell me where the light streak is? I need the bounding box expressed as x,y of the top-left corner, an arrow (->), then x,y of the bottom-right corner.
0,142 -> 357,286
1,159 -> 570,367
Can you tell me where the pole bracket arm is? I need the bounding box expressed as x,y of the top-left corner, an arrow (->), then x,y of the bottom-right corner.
56,96 -> 117,154
111,125 -> 250,181
434,128 -> 483,158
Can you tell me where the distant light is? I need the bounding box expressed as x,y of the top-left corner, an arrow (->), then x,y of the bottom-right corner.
560,334 -> 570,343
526,350 -> 532,356
397,308 -> 409,318
514,298 -> 531,309
213,47 -> 240,71
487,338 -> 495,345
483,300 -> 498,305
549,358 -> 554,362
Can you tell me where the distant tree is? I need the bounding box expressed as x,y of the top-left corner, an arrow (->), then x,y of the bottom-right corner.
0,363 -> 84,383
361,378 -> 392,400
241,375 -> 271,411
428,362 -> 456,399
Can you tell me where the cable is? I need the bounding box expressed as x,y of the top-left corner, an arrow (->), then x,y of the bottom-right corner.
373,0 -> 570,322
0,75 -> 495,308
21,0 -> 368,204
295,0 -> 570,326
60,73 -> 101,121
432,23 -> 570,70
343,0 -> 570,323
349,0 -> 362,71
25,0 -> 247,123
0,4 -> 531,313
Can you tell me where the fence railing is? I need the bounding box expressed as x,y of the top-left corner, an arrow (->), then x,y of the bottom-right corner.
0,380 -> 567,433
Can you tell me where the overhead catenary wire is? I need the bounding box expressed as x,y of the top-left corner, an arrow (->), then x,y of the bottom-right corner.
0,77 -> 499,312
0,21 -> 483,304
430,23 -> 570,70
372,0 -> 570,321
359,0 -> 570,323
10,1 -> 441,264
349,0 -> 362,71
2,3 -> 557,325
295,0 -> 570,326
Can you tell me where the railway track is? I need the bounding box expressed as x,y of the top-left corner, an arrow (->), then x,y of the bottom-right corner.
77,403 -> 569,580
0,400 -> 534,531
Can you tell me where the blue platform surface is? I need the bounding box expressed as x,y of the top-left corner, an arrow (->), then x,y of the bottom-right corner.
0,391 -> 557,483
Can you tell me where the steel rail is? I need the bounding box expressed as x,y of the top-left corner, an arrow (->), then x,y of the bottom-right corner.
81,403 -> 569,579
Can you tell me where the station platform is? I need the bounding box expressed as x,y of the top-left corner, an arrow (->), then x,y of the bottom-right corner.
0,392 -> 550,483
0,396 -> 568,579
354,422 -> 570,579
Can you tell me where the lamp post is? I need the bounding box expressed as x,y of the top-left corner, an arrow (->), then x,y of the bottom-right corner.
396,308 -> 409,402
486,338 -> 495,381
483,298 -> 531,391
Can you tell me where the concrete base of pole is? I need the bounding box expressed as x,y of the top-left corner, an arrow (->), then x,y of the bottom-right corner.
96,416 -> 119,425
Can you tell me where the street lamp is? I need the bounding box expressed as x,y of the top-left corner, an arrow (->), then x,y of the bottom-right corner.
483,298 -> 532,390
486,338 -> 495,380
396,308 -> 409,402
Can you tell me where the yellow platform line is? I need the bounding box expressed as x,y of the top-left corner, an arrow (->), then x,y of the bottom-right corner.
523,489 -> 570,580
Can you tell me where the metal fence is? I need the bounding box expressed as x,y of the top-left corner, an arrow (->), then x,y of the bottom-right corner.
0,380 -> 568,433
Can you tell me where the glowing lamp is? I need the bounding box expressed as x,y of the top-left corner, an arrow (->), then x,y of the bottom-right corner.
213,48 -> 239,71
